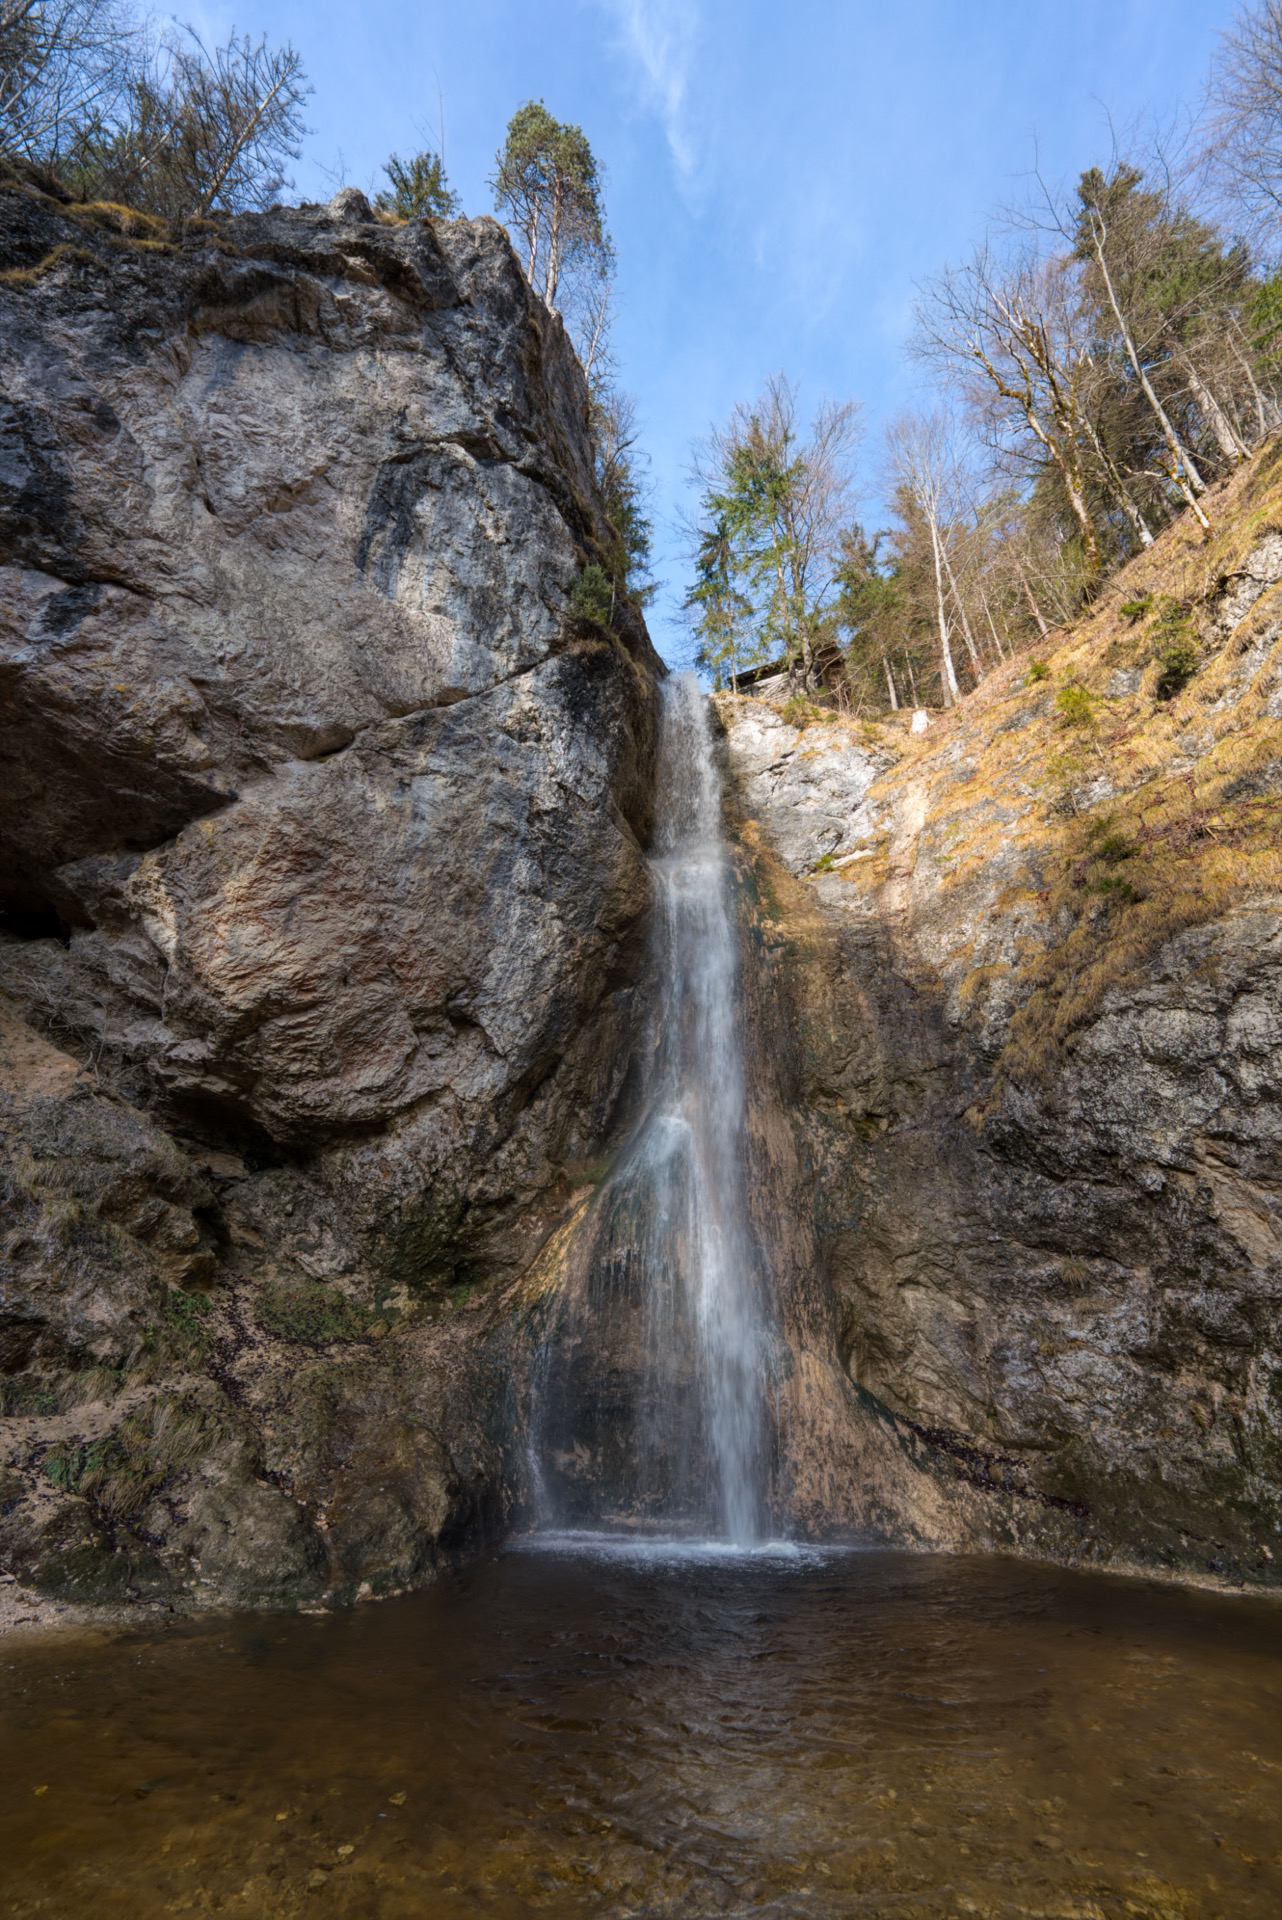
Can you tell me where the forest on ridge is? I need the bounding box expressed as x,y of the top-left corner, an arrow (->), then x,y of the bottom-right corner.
687,4 -> 1282,710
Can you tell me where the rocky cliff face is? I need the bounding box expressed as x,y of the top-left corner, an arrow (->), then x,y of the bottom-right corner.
4,174 -> 1279,1616
718,447 -> 1282,1588
0,180 -> 662,1608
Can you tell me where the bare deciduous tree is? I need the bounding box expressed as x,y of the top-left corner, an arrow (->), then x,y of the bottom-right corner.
1207,0 -> 1282,250
915,243 -> 1108,578
884,412 -> 964,707
568,264 -> 613,383
0,0 -> 137,162
128,28 -> 309,219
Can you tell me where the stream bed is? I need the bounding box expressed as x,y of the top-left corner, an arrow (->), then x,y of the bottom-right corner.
2,1542 -> 1280,1918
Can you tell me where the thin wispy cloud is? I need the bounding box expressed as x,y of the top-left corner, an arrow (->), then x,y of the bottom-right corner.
597,0 -> 701,176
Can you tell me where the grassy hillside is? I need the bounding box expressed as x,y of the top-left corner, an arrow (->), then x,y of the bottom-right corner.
782,440 -> 1282,1083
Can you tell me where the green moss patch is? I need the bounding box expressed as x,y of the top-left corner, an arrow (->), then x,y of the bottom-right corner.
254,1280 -> 376,1346
781,694 -> 838,728
160,1287 -> 213,1354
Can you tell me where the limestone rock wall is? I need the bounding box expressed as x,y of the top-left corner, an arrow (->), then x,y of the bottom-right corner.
0,181 -> 662,1609
716,471 -> 1282,1587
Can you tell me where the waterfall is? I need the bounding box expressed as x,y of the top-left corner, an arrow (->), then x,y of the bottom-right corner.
531,673 -> 776,1546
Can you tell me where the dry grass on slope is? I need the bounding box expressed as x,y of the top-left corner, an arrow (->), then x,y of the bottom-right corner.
841,442 -> 1282,1081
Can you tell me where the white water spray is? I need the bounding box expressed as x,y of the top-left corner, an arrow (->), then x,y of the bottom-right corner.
533,673 -> 775,1545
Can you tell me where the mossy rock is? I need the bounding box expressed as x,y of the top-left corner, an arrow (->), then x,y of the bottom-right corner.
781,694 -> 837,728
254,1280 -> 375,1346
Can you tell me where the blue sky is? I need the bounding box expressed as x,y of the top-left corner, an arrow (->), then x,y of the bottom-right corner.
194,0 -> 1238,666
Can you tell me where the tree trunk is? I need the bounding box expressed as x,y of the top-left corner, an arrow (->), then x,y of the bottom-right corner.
196,69 -> 293,216
1084,418 -> 1154,548
940,539 -> 982,671
1183,357 -> 1248,465
1059,457 -> 1104,573
785,541 -> 815,693
1169,461 -> 1213,533
929,515 -> 960,705
1229,323 -> 1273,444
799,624 -> 814,691
883,655 -> 900,710
580,287 -> 609,381
1014,389 -> 1103,576
1021,572 -> 1050,637
545,176 -> 565,306
982,596 -> 1007,661
1086,212 -> 1209,507
971,337 -> 1103,577
772,544 -> 808,690
1114,483 -> 1155,549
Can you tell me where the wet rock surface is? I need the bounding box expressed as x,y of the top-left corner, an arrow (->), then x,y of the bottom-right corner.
0,184 -> 662,1608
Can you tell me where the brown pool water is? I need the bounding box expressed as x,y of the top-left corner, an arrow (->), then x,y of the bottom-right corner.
2,1539 -> 1280,1918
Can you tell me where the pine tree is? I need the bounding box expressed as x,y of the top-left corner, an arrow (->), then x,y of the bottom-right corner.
491,100 -> 610,309
687,379 -> 859,691
1074,165 -> 1255,489
685,514 -> 757,690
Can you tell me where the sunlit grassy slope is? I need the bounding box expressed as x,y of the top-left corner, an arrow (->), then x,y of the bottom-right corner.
784,440 -> 1282,1082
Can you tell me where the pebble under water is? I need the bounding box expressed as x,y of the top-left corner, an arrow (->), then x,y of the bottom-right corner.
2,1545 -> 1281,1918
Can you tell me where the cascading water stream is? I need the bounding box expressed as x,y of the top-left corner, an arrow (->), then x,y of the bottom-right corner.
532,672 -> 777,1546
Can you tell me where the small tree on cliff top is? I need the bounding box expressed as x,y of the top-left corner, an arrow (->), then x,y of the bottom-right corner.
376,146 -> 457,220
50,21 -> 310,217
